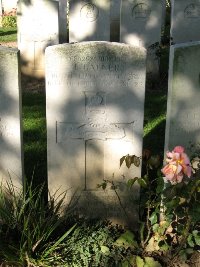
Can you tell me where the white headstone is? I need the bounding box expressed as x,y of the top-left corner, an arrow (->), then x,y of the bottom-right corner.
45,42 -> 146,226
17,0 -> 59,78
165,42 -> 200,155
171,0 -> 200,44
69,0 -> 110,42
0,47 -> 24,188
120,0 -> 164,79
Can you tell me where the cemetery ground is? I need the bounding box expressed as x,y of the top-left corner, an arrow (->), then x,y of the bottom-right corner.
0,28 -> 200,267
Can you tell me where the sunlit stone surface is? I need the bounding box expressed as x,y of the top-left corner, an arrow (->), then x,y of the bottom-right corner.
17,0 -> 59,78
69,0 -> 110,42
45,42 -> 146,227
0,46 -> 24,188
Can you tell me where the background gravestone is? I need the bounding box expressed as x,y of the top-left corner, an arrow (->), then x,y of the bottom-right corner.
165,41 -> 200,155
110,0 -> 121,42
58,0 -> 68,43
69,0 -> 110,42
17,0 -> 59,78
0,47 -> 24,188
171,0 -> 200,44
120,0 -> 164,79
45,42 -> 146,226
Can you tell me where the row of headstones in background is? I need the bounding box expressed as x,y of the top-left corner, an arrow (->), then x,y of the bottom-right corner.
17,0 -> 166,79
17,0 -> 60,78
0,47 -> 23,189
45,42 -> 147,227
1,41 -> 200,226
171,0 -> 200,44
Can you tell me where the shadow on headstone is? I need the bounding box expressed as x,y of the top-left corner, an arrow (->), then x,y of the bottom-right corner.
45,41 -> 147,228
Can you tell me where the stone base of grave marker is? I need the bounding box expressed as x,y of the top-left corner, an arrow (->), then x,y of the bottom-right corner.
46,42 -> 146,227
0,46 -> 24,189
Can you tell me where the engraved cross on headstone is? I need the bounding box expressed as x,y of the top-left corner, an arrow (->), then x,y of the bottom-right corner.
56,91 -> 134,189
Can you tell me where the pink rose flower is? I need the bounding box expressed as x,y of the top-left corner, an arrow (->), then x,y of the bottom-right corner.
161,146 -> 192,184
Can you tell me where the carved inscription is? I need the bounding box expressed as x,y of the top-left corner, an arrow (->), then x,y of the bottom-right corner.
47,53 -> 144,89
184,4 -> 200,18
57,91 -> 134,142
80,3 -> 99,22
132,3 -> 151,19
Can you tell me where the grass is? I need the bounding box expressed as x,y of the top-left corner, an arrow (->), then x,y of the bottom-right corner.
0,27 -> 17,42
22,92 -> 47,186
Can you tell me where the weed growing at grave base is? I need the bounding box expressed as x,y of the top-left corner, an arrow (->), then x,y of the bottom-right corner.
0,179 -> 77,266
98,146 -> 200,266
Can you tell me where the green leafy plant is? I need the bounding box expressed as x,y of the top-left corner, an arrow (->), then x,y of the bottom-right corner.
99,146 -> 200,266
2,15 -> 17,28
0,179 -> 76,266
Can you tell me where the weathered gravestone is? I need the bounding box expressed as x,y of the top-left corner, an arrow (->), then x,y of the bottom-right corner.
0,47 -> 24,187
17,0 -> 59,78
45,42 -> 146,226
69,0 -> 110,42
165,42 -> 200,155
120,0 -> 164,79
171,0 -> 200,44
110,0 -> 121,42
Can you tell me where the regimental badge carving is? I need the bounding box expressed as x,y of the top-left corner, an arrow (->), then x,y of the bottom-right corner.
184,4 -> 200,18
80,3 -> 99,22
132,3 -> 151,19
57,91 -> 134,142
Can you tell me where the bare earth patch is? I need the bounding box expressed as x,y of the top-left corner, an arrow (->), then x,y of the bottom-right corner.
0,42 -> 17,48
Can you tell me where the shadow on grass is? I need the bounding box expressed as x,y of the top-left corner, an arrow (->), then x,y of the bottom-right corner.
22,92 -> 47,187
0,30 -> 17,36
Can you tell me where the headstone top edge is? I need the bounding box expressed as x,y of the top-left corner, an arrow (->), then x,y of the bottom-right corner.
0,46 -> 19,53
45,41 -> 147,53
171,41 -> 200,49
